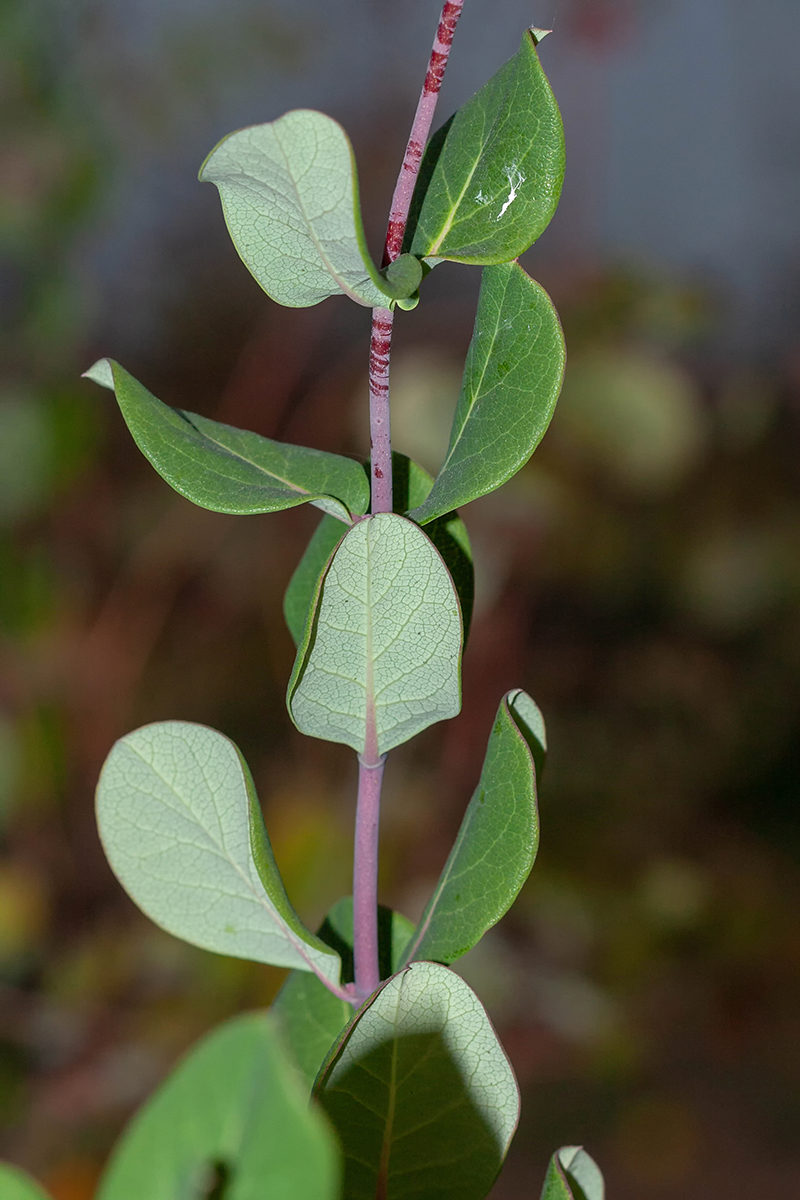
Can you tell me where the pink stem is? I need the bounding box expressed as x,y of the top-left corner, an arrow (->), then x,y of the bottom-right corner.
368,0 -> 464,517
356,0 -> 466,1001
383,0 -> 466,265
353,755 -> 386,1001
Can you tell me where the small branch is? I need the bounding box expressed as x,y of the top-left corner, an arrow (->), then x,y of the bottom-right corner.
368,307 -> 395,515
353,754 -> 386,1002
358,0 -> 466,1001
383,0 -> 466,265
368,0 -> 465,515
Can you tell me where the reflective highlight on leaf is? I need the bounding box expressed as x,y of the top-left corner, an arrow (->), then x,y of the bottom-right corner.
84,359 -> 368,523
408,31 -> 564,264
409,262 -> 565,526
315,962 -> 519,1200
96,721 -> 341,985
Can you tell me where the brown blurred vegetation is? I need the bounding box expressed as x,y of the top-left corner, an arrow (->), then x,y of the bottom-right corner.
1,2 -> 800,1198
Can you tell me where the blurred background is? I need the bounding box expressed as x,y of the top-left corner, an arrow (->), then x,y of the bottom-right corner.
2,0 -> 800,1195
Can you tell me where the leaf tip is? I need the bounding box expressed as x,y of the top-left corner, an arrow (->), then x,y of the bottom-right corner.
529,26 -> 552,46
82,358 -> 115,391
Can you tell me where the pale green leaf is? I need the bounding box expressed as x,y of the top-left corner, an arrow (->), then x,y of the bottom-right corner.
0,1165 -> 51,1200
96,721 -> 341,986
409,261 -> 565,526
283,453 -> 473,646
408,30 -> 564,263
399,689 -> 544,967
540,1146 -> 605,1200
199,109 -> 417,309
287,513 -> 462,757
84,358 -> 368,523
315,961 -> 519,1200
98,1013 -> 339,1200
273,898 -> 415,1090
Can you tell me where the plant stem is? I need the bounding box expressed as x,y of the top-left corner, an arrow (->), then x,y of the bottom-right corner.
368,0 -> 465,518
355,0 -> 466,1002
353,754 -> 386,1001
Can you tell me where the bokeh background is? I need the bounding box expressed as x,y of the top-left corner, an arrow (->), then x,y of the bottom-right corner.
2,0 -> 800,1196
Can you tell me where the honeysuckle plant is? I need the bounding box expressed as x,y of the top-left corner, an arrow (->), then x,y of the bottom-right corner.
2,4 -> 606,1198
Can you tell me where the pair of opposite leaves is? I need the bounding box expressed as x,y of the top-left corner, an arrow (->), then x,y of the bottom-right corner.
83,29 -> 565,583
196,28 -> 564,310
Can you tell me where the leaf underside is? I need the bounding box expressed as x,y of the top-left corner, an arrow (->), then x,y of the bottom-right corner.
96,720 -> 341,985
315,961 -> 519,1200
283,453 -> 474,647
97,1013 -> 339,1200
540,1146 -> 605,1200
408,30 -> 564,264
84,358 -> 368,523
400,688 -> 545,967
409,261 -> 565,526
287,513 -> 463,757
199,108 -> 413,309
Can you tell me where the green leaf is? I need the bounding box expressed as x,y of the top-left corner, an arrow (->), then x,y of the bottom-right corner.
315,961 -> 519,1200
540,1146 -> 605,1200
98,1012 -> 339,1200
283,453 -> 474,646
83,358 -> 368,523
273,898 -> 415,1090
408,30 -> 564,264
199,109 -> 418,309
287,513 -> 462,757
399,689 -> 544,967
0,1165 -> 51,1200
408,261 -> 565,526
96,721 -> 342,987
284,514 -> 348,647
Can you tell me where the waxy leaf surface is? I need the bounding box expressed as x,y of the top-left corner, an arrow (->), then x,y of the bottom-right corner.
408,31 -> 564,264
400,689 -> 544,967
315,961 -> 519,1200
84,358 -> 368,523
540,1146 -> 605,1200
98,1013 -> 339,1200
273,899 -> 415,1089
288,513 -> 462,757
0,1166 -> 51,1200
283,454 -> 473,646
409,262 -> 565,526
96,721 -> 341,986
200,109 -> 414,308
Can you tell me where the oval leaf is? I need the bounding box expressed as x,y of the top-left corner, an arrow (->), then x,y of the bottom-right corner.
83,358 -> 368,523
273,899 -> 415,1090
98,1013 -> 339,1200
409,261 -> 565,526
400,689 -> 545,967
0,1166 -> 51,1200
315,961 -> 519,1200
284,454 -> 474,646
540,1146 -> 605,1200
287,513 -> 462,757
200,109 -> 415,308
408,30 -> 564,264
96,721 -> 342,987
